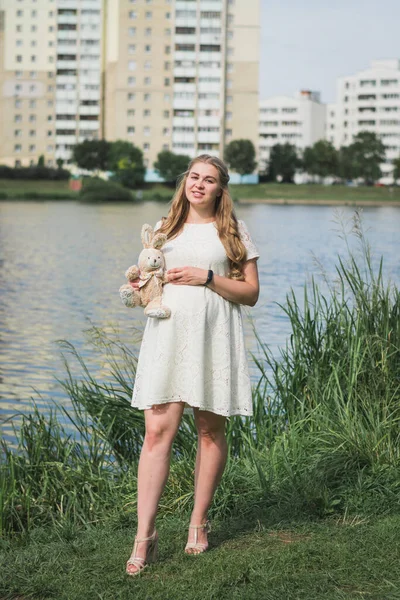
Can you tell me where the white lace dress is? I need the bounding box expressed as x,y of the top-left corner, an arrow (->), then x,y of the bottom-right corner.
131,220 -> 260,417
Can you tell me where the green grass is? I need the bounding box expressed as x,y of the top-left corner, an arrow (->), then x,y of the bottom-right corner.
1,178 -> 400,203
231,182 -> 400,203
1,513 -> 400,599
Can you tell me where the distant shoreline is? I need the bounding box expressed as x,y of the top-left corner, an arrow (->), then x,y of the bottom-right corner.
237,197 -> 400,207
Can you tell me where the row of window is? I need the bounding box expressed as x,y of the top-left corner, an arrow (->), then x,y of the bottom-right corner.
345,94 -> 400,101
125,109 -> 231,119
14,145 -> 54,155
129,10 -> 171,19
260,121 -> 301,127
16,9 -> 54,17
260,107 -> 298,114
358,79 -> 399,87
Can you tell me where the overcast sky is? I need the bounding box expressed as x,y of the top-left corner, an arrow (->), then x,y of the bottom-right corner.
259,0 -> 400,103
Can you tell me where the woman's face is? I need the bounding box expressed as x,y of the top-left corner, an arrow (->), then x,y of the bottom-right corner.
185,162 -> 221,212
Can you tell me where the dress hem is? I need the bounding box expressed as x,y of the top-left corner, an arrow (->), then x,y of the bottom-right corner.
131,398 -> 253,418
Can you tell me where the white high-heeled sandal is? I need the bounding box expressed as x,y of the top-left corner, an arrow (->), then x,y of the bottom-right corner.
184,520 -> 211,554
126,530 -> 158,576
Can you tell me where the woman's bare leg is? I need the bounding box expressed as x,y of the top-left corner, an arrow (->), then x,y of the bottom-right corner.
186,408 -> 228,553
127,401 -> 185,573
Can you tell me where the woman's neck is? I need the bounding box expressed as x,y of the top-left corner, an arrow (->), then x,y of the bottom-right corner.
185,208 -> 216,224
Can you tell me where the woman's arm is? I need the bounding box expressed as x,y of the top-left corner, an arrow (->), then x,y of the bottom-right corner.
167,260 -> 260,307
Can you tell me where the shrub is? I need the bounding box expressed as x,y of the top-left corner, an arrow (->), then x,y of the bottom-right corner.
79,177 -> 134,202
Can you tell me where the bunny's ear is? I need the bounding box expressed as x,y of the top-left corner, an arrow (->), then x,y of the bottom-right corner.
152,233 -> 167,249
141,224 -> 154,248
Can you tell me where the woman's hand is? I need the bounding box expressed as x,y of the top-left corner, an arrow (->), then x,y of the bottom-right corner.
129,276 -> 140,291
167,267 -> 208,286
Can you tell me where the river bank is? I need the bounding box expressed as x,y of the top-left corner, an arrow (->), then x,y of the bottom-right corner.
1,179 -> 400,204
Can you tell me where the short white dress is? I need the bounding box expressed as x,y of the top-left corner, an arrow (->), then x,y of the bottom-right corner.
131,219 -> 260,417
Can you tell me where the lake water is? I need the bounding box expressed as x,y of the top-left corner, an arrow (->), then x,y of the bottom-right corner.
1,200 -> 399,438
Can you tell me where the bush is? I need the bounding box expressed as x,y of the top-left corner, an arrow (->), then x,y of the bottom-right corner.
0,165 -> 70,181
79,177 -> 134,202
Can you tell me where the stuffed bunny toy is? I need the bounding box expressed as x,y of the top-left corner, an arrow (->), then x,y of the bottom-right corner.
119,223 -> 171,319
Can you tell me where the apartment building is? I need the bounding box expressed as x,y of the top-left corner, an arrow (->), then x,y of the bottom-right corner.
55,0 -> 103,165
1,0 -> 260,172
104,0 -> 260,174
329,59 -> 400,182
0,0 -> 57,167
259,90 -> 326,172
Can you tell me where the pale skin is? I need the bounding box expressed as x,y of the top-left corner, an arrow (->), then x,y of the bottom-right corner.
127,162 -> 259,573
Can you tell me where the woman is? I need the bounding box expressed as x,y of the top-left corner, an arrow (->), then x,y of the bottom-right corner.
126,154 -> 260,576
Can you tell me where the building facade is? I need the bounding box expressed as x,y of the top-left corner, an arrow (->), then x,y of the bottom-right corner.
0,0 -> 260,174
104,0 -> 260,175
259,90 -> 326,173
328,59 -> 400,182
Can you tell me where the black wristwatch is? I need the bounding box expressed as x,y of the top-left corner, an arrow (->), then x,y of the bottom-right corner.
204,269 -> 214,286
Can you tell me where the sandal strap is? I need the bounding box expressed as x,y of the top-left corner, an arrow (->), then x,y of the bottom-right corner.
127,556 -> 146,567
188,521 -> 211,532
134,530 -> 157,543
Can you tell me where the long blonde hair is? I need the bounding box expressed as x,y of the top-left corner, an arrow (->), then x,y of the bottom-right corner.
157,154 -> 247,280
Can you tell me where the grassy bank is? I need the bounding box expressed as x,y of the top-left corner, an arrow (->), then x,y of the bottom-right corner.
1,178 -> 400,203
2,513 -> 400,599
1,213 -> 399,596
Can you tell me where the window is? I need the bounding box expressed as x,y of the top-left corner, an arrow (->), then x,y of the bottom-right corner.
144,93 -> 151,101
128,60 -> 136,71
127,126 -> 135,135
128,93 -> 136,101
29,114 -> 36,122
166,12 -> 171,19
14,145 -> 22,153
14,114 -> 22,123
128,44 -> 136,54
145,45 -> 151,53
128,76 -> 136,86
129,11 -> 137,18
144,109 -> 151,117
129,27 -> 136,37
381,79 -> 398,86
29,144 -> 36,152
16,40 -> 23,47
164,78 -> 170,86
144,143 -> 150,150
32,9 -> 37,17
145,11 -> 152,18
164,61 -> 170,70
145,27 -> 152,36
30,130 -> 36,137
29,84 -> 36,92
127,109 -> 135,117
163,127 -> 169,136
16,55 -> 22,63
163,110 -> 169,118
226,111 -> 232,119
165,28 -> 171,36
47,130 -> 53,137
14,129 -> 22,137
144,61 -> 151,70
226,96 -> 232,104
164,93 -> 170,102
31,55 -> 36,63
15,99 -> 22,108
144,77 -> 151,85
16,10 -> 23,17
16,25 -> 22,33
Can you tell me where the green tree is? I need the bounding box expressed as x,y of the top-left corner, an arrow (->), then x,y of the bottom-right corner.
391,155 -> 400,182
302,140 -> 338,179
267,143 -> 300,183
153,150 -> 191,183
338,145 -> 357,181
349,131 -> 386,184
224,139 -> 257,180
108,140 -> 145,189
72,139 -> 111,172
56,158 -> 64,170
37,155 -> 45,167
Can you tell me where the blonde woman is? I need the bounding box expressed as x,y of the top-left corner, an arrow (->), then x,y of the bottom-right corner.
126,154 -> 260,576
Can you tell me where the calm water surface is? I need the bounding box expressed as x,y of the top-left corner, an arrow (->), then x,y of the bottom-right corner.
1,200 -> 399,436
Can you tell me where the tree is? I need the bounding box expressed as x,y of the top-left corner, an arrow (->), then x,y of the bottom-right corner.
391,156 -> 400,182
266,143 -> 300,183
338,145 -> 357,181
154,150 -> 191,183
224,139 -> 257,180
348,131 -> 386,184
56,158 -> 64,170
302,140 -> 338,179
37,155 -> 45,167
108,140 -> 145,189
72,139 -> 111,172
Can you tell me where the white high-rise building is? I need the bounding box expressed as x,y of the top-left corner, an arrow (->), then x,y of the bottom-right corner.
330,59 -> 400,182
55,0 -> 103,164
258,90 -> 326,173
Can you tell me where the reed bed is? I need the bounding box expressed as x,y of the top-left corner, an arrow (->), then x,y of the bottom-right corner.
1,212 -> 399,537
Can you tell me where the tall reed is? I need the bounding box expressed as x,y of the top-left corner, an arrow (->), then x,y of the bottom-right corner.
1,211 -> 399,536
